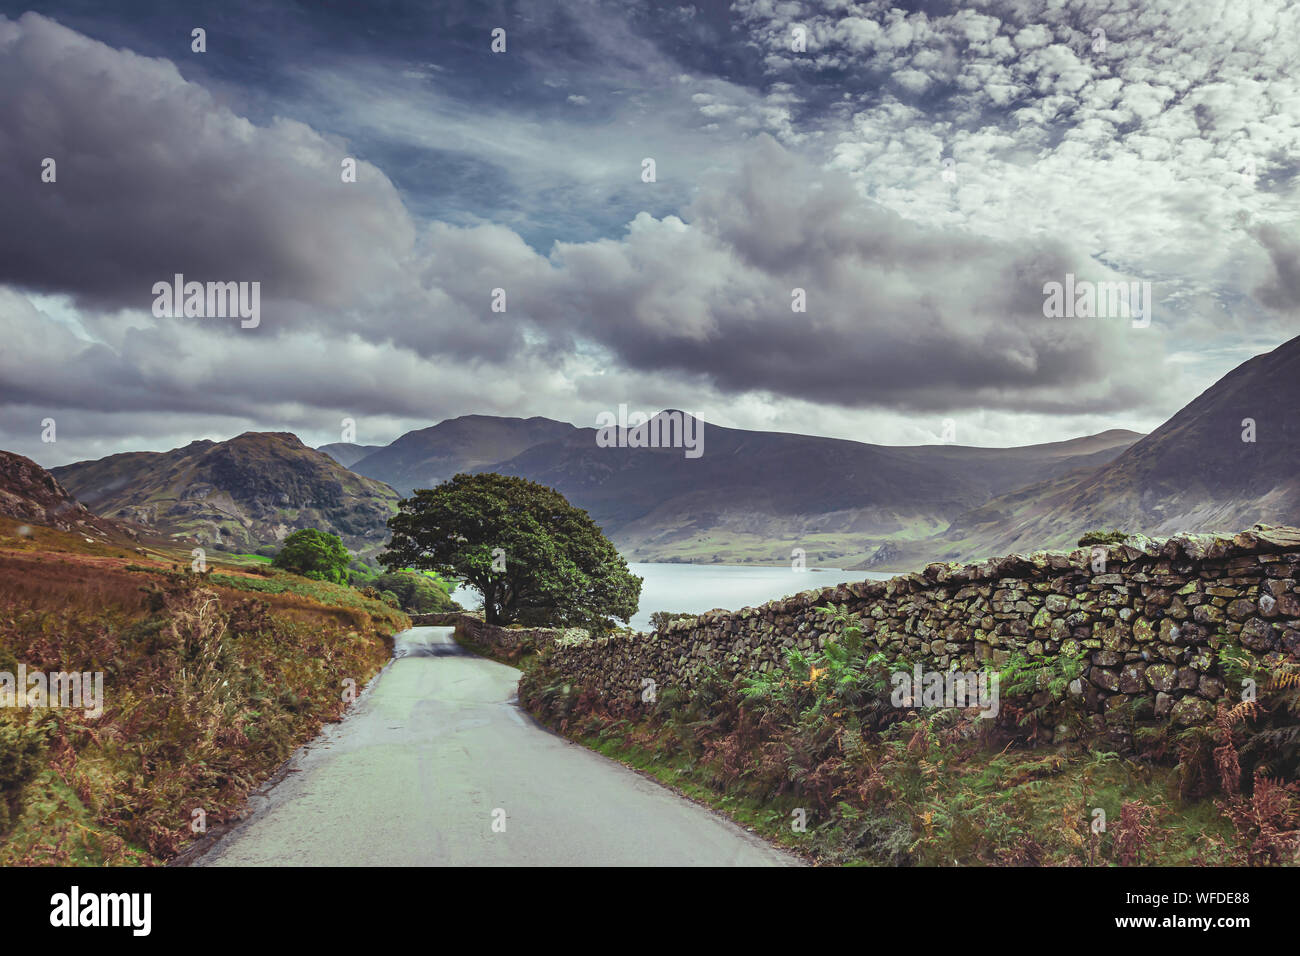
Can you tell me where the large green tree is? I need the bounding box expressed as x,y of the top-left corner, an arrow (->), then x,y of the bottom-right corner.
272,528 -> 351,583
381,473 -> 641,628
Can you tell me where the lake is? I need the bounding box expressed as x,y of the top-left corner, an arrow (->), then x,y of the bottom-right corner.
451,562 -> 897,632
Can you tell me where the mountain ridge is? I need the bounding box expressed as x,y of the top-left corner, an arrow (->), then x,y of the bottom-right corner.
476,417 -> 1142,563
869,334 -> 1300,568
49,327 -> 1299,572
51,431 -> 400,556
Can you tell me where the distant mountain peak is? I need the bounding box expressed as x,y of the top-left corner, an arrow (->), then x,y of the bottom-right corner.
348,415 -> 580,495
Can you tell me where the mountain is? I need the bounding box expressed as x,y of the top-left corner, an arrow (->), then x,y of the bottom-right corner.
337,411 -> 1137,565
51,432 -> 400,555
33,334 -> 1298,570
0,450 -> 132,541
402,413 -> 1138,565
36,407 -> 1144,569
896,335 -> 1300,566
317,442 -> 385,468
349,415 -> 579,496
491,416 -> 1139,562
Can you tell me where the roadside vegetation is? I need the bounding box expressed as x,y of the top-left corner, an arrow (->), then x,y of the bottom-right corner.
0,521 -> 408,865
522,605 -> 1300,866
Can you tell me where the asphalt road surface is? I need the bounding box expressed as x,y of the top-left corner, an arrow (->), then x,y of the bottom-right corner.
195,626 -> 800,866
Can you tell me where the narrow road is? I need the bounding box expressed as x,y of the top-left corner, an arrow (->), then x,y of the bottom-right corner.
195,626 -> 799,866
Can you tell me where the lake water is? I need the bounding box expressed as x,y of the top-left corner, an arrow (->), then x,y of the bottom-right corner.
451,562 -> 897,632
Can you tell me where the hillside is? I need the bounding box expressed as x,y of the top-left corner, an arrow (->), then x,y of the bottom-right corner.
349,415 -> 579,496
51,432 -> 400,556
338,412 -> 1137,565
0,450 -> 134,542
32,411 -> 1147,569
0,534 -> 406,863
886,335 -> 1300,567
480,416 -> 1139,564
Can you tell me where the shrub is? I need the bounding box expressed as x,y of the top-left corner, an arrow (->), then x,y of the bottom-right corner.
1078,529 -> 1129,547
371,571 -> 457,614
648,611 -> 694,630
0,714 -> 48,835
0,557 -> 396,862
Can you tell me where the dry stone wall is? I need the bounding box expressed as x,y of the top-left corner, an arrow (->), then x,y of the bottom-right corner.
542,526 -> 1300,733
409,611 -> 563,662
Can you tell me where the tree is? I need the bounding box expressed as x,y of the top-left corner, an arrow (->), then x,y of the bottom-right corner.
372,570 -> 458,614
381,473 -> 642,628
272,529 -> 351,583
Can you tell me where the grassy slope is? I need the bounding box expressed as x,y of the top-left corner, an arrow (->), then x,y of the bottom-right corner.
0,516 -> 408,865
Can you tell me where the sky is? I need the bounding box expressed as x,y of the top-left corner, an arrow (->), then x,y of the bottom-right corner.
1,0 -> 1298,467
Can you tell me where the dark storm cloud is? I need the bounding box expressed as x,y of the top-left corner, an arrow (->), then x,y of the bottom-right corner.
525,136 -> 1170,415
0,12 -> 414,312
0,0 -> 723,250
0,11 -> 1177,434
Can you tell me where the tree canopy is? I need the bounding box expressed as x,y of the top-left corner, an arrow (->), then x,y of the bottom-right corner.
272,528 -> 351,583
380,473 -> 641,628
